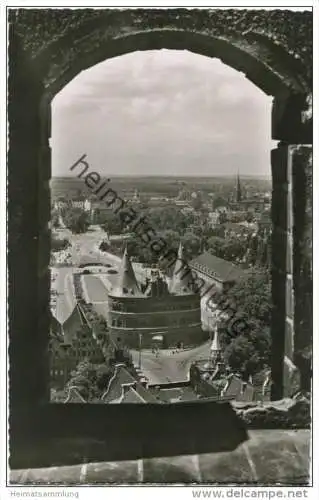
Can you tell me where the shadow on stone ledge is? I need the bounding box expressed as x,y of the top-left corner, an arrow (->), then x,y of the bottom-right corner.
9,400 -> 248,469
10,430 -> 310,485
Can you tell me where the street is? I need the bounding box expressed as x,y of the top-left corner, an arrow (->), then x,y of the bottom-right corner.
130,341 -> 211,384
81,273 -> 112,318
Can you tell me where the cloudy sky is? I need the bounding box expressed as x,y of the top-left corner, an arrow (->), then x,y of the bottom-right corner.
51,49 -> 275,178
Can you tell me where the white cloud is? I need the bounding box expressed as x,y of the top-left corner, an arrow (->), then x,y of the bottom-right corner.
52,49 -> 273,177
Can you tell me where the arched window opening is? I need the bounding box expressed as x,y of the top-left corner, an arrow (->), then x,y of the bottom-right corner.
44,27 -> 311,406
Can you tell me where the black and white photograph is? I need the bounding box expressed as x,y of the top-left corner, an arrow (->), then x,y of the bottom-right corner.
4,1 -> 316,492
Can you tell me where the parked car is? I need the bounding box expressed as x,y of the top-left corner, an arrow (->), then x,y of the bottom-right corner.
107,269 -> 118,275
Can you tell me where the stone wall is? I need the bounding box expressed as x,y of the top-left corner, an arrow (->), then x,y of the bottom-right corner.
10,9 -> 312,93
9,430 -> 310,484
271,91 -> 312,397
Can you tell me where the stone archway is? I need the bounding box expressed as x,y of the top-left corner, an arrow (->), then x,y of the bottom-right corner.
8,9 -> 312,410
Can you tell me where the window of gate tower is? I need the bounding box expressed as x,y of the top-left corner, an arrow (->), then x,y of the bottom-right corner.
50,49 -> 274,405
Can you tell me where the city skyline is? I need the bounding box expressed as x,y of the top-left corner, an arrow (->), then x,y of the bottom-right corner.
52,49 -> 276,178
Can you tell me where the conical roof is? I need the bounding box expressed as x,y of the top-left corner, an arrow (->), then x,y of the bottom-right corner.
110,246 -> 142,297
169,243 -> 194,295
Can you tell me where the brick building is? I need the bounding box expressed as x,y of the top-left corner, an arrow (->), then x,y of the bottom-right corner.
190,252 -> 246,293
49,307 -> 105,389
108,245 -> 207,349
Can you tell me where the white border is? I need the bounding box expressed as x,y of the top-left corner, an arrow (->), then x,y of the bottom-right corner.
1,1 -> 317,498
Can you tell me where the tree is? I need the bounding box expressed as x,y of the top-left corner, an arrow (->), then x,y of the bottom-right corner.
160,229 -> 180,250
224,335 -> 259,380
67,360 -> 113,400
126,236 -> 153,265
213,196 -> 228,210
217,270 -> 271,378
225,270 -> 271,323
181,232 -> 201,260
245,212 -> 254,223
146,207 -> 193,235
101,213 -> 124,235
206,235 -> 248,264
51,209 -> 60,229
206,236 -> 225,257
223,320 -> 271,379
64,208 -> 90,234
50,388 -> 68,403
67,360 -> 96,399
222,238 -> 247,263
192,195 -> 203,210
218,212 -> 227,224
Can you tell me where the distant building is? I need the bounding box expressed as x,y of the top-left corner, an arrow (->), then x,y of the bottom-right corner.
189,252 -> 246,293
108,245 -> 207,349
228,173 -> 269,213
207,211 -> 221,228
66,362 -> 207,404
181,206 -> 195,215
53,198 -> 91,212
53,199 -> 69,211
256,210 -> 272,233
176,186 -> 191,202
148,197 -> 175,207
226,210 -> 247,223
71,199 -> 88,210
222,222 -> 253,239
189,329 -> 255,402
238,199 -> 266,212
175,200 -> 191,207
149,384 -> 199,403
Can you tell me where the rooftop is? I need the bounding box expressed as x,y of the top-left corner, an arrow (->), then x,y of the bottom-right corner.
101,364 -> 159,404
190,252 -> 246,283
169,243 -> 195,296
109,247 -> 143,298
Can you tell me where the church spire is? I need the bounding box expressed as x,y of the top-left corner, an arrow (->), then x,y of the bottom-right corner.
169,242 -> 194,295
236,171 -> 242,203
110,246 -> 142,297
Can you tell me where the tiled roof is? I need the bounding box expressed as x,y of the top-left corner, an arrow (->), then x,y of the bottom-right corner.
102,364 -> 160,404
190,252 -> 246,283
134,383 -> 160,404
102,364 -> 137,403
109,247 -> 143,298
50,313 -> 63,341
64,387 -> 87,403
169,243 -> 194,295
152,387 -> 198,403
62,304 -> 87,344
121,387 -> 148,404
223,222 -> 252,232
